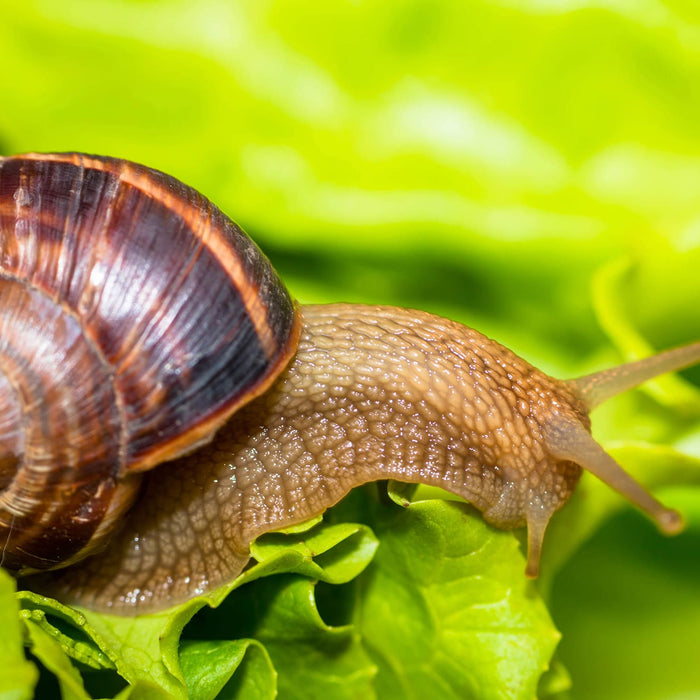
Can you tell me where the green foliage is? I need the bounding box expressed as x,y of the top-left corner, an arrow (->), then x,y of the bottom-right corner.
2,1 -> 700,698
10,494 -> 559,700
0,572 -> 38,700
346,497 -> 559,700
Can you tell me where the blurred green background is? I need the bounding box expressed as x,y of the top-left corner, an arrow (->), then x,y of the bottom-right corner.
3,1 -> 700,698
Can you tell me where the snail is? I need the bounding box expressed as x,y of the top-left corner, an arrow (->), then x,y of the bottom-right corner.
0,152 -> 697,616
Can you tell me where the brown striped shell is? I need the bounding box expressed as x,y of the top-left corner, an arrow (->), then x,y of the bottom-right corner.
0,153 -> 300,573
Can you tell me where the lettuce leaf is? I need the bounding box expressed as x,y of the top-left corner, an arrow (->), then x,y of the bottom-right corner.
0,571 -> 38,700
13,495 -> 559,699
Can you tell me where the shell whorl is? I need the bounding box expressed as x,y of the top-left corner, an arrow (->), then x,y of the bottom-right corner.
0,153 -> 299,571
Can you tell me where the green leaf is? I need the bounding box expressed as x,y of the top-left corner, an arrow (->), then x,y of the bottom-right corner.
186,575 -> 377,700
16,513 -> 378,698
537,656 -> 572,699
251,521 -> 379,584
23,621 -> 91,700
18,593 -> 114,671
18,591 -> 189,699
180,639 -> 274,700
0,571 -> 38,700
355,497 -> 559,700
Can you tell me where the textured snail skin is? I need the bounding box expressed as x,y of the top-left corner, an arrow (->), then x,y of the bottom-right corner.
1,153 -> 697,615
36,305 -> 698,614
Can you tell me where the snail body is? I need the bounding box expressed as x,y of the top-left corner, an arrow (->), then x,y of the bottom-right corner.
0,153 -> 697,614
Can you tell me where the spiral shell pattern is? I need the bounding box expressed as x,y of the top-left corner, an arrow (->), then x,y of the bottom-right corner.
0,153 -> 298,571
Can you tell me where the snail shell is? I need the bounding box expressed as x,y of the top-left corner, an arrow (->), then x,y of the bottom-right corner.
0,153 -> 299,572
